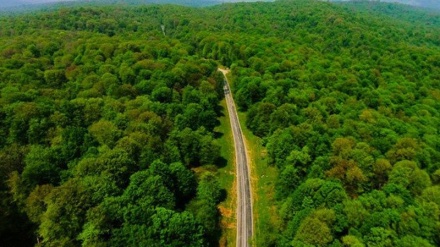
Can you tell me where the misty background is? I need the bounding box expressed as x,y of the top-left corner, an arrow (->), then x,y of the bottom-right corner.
332,0 -> 440,10
2,0 -> 268,8
0,0 -> 439,12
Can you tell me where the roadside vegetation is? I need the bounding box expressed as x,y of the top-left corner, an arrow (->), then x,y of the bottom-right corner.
214,98 -> 237,247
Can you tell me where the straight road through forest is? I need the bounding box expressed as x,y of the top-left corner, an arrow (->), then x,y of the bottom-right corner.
219,68 -> 253,247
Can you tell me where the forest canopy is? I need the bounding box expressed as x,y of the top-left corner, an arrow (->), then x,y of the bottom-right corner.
0,0 -> 439,246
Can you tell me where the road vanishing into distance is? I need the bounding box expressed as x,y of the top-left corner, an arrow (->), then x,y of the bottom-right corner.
219,68 -> 253,247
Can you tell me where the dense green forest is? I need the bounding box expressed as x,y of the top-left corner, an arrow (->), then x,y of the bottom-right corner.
0,0 -> 231,13
1,0 -> 440,246
0,5 -> 226,246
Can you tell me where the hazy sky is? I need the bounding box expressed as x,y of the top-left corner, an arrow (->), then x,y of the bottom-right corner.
332,0 -> 440,9
1,0 -> 439,9
0,0 -> 68,6
25,0 -> 81,2
1,0 -> 270,4
9,0 -> 267,2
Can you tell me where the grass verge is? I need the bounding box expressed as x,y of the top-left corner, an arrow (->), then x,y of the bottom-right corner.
215,99 -> 237,247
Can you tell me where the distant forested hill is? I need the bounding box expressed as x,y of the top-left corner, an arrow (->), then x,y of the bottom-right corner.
338,1 -> 440,27
0,0 -> 215,12
0,0 -> 439,246
333,0 -> 440,10
0,0 -> 275,12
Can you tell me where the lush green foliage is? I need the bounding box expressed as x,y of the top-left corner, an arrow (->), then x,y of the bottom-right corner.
338,1 -> 440,26
1,0 -> 440,246
0,6 -> 227,246
222,1 -> 440,246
